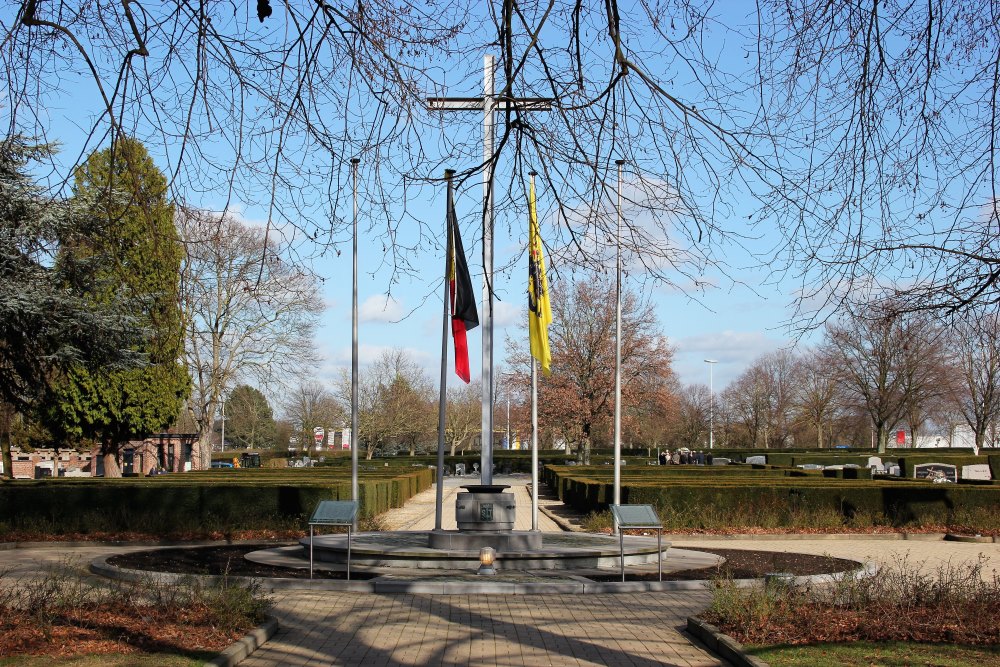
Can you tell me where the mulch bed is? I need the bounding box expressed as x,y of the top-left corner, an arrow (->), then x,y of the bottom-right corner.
109,545 -> 858,582
0,604 -> 242,659
707,600 -> 1000,646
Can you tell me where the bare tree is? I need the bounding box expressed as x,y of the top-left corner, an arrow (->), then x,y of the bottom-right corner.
6,2 -> 998,329
823,304 -> 949,453
794,351 -> 842,449
445,380 -> 482,455
179,208 -> 323,468
505,276 -> 677,460
283,381 -> 344,453
950,315 -> 1000,452
667,384 -> 709,449
338,348 -> 433,459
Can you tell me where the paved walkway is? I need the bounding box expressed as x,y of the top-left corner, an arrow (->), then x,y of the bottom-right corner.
381,474 -> 563,532
5,477 -> 1000,666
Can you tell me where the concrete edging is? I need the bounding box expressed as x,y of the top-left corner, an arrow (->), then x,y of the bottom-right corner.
205,615 -> 279,667
90,554 -> 873,594
686,617 -> 769,667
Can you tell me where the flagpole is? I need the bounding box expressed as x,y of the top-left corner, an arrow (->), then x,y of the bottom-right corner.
482,54 -> 495,486
436,170 -> 455,531
613,159 -> 624,521
529,171 -> 540,532
351,157 -> 360,529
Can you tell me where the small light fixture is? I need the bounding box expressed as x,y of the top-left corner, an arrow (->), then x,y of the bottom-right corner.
478,547 -> 497,576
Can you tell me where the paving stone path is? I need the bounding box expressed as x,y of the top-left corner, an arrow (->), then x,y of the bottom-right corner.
5,475 -> 999,666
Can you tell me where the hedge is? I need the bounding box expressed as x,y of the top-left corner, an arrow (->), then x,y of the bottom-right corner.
544,465 -> 1000,531
0,467 -> 432,537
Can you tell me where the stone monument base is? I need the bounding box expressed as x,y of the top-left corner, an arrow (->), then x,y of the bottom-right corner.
428,530 -> 543,551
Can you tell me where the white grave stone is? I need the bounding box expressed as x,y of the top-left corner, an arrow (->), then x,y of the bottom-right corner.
961,464 -> 992,481
746,455 -> 767,465
711,457 -> 731,466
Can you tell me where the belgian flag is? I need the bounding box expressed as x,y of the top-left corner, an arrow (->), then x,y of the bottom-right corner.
447,180 -> 479,383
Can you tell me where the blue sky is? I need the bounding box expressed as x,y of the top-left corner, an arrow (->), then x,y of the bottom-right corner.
308,169 -> 803,394
10,2 -> 830,401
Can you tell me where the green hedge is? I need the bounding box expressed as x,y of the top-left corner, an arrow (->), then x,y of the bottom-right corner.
544,465 -> 1000,531
0,467 -> 432,537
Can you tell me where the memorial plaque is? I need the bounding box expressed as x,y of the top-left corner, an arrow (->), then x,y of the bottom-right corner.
309,500 -> 359,525
962,464 -> 992,481
610,504 -> 661,528
913,462 -> 957,483
480,503 -> 494,522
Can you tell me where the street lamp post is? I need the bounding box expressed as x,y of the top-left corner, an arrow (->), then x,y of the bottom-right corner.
704,359 -> 717,449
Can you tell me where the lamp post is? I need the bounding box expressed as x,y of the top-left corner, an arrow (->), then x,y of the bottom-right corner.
704,359 -> 717,449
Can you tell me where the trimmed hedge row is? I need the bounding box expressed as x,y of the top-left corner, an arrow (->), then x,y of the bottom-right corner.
545,465 -> 1000,530
0,468 -> 432,537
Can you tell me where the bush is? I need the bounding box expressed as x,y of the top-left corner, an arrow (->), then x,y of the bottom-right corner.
544,464 -> 1000,531
0,467 -> 432,537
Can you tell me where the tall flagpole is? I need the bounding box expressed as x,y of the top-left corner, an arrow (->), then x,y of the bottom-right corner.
351,157 -> 360,528
426,57 -> 551,489
529,170 -> 540,531
613,159 -> 624,517
481,54 -> 495,485
435,170 -> 455,531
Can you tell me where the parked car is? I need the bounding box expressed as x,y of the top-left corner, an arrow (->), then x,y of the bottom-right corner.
210,461 -> 234,469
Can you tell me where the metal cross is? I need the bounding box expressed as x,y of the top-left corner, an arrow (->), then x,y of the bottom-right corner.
428,54 -> 552,485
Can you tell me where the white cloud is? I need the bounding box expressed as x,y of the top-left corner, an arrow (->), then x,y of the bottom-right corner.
359,294 -> 404,323
673,330 -> 793,389
493,300 -> 521,328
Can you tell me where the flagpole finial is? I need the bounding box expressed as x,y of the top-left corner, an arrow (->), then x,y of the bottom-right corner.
445,169 -> 456,178
351,157 -> 360,165
529,171 -> 537,176
615,159 -> 625,166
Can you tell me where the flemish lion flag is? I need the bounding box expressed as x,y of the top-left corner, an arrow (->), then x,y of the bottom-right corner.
447,183 -> 479,383
528,178 -> 552,373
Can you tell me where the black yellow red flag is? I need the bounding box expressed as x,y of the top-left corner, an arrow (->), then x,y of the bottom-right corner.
447,182 -> 479,382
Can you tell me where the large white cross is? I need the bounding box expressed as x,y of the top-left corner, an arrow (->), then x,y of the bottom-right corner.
428,54 -> 551,486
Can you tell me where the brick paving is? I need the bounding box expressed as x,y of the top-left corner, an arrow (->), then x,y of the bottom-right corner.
240,591 -> 720,667
5,476 -> 1000,665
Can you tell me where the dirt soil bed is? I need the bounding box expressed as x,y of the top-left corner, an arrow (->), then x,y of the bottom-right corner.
0,604 -> 241,660
109,545 -> 859,582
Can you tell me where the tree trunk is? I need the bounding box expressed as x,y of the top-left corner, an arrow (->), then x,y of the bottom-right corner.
1,438 -> 12,480
101,438 -> 122,478
191,432 -> 213,470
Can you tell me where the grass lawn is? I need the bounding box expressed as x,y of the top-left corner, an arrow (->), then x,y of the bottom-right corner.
747,641 -> 1000,667
0,654 -> 213,666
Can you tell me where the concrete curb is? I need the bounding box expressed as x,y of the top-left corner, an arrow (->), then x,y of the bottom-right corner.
90,554 -> 872,594
686,617 -> 769,667
0,538 -> 290,551
205,616 -> 278,667
944,533 -> 997,543
670,532 -> 950,542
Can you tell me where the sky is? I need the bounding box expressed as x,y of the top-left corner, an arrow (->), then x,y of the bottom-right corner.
10,2 -> 829,404
308,170 -> 804,395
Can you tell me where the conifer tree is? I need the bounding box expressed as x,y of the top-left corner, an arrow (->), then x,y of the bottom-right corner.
46,138 -> 190,477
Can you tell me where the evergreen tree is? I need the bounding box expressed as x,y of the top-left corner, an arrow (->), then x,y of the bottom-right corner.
46,137 -> 190,477
0,136 -> 142,478
224,384 -> 277,450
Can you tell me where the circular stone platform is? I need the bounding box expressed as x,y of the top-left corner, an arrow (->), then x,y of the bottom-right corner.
260,530 -> 670,570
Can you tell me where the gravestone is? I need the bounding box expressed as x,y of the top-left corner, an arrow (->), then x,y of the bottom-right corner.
913,462 -> 957,483
746,455 -> 766,465
711,457 -> 731,466
824,465 -> 845,470
867,456 -> 883,469
961,464 -> 992,481
797,464 -> 824,470
886,464 -> 901,476
455,463 -> 466,476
